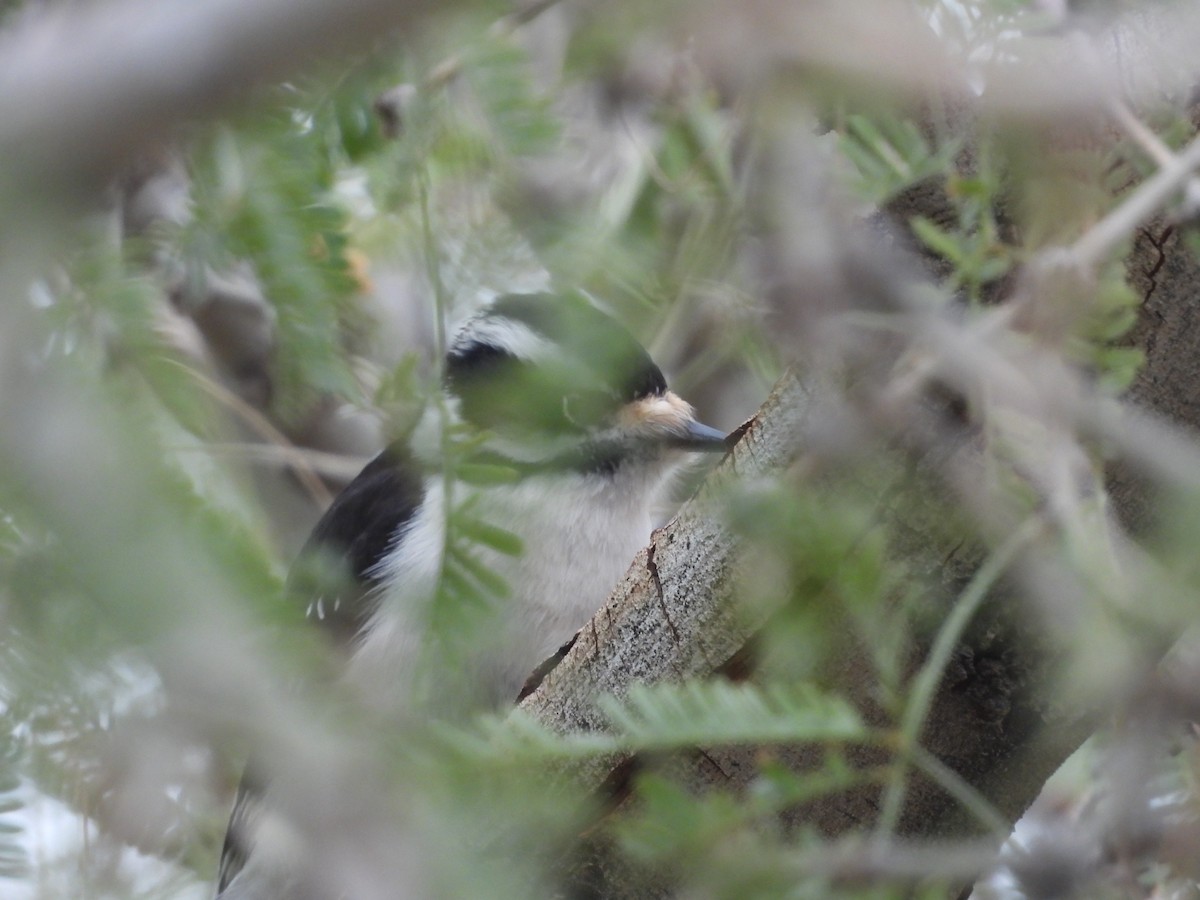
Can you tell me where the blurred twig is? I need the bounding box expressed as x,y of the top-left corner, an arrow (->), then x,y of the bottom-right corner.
175,442 -> 368,485
1068,126 -> 1200,272
427,0 -> 564,89
878,516 -> 1047,836
0,0 -> 442,189
375,0 -> 564,136
780,835 -> 1003,884
171,360 -> 336,507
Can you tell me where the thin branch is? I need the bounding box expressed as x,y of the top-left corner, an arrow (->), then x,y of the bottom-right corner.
173,442 -> 368,484
1108,96 -> 1200,218
877,516 -> 1045,836
1069,126 -> 1200,270
169,360 -> 335,507
0,0 -> 443,189
436,0 -> 564,87
1108,99 -> 1176,170
781,835 -> 1002,884
375,0 -> 564,135
909,747 -> 1011,839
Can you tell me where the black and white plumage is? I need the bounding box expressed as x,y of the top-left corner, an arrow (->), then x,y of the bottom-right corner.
216,291 -> 726,899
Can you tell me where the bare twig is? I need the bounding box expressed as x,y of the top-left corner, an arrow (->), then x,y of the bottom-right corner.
1108,97 -> 1200,219
877,517 -> 1046,836
171,360 -> 336,507
0,0 -> 442,189
1069,127 -> 1200,271
1108,98 -> 1176,170
780,836 -> 1003,884
174,442 -> 369,484
438,0 -> 564,85
375,0 -> 564,134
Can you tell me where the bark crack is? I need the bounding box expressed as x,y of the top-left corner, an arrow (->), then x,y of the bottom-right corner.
1140,223 -> 1174,309
696,748 -> 733,781
646,543 -> 681,647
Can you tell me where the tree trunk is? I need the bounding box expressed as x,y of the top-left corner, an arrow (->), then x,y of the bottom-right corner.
520,155 -> 1200,897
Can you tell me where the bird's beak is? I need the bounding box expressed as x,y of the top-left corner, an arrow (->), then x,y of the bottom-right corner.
670,419 -> 730,451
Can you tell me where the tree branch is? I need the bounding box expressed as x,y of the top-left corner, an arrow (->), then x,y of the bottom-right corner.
0,0 -> 442,190
520,371 -> 811,741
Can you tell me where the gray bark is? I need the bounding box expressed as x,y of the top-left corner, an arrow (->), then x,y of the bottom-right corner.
519,134 -> 1200,900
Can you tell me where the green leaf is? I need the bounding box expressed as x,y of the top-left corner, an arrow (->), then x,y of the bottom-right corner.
976,256 -> 1012,283
839,112 -> 955,203
599,680 -> 865,750
447,543 -> 513,599
617,775 -> 745,860
455,514 -> 525,557
1093,346 -> 1145,391
438,559 -> 487,608
457,463 -> 521,486
838,136 -> 888,183
910,216 -> 966,266
465,38 -> 561,159
847,114 -> 912,181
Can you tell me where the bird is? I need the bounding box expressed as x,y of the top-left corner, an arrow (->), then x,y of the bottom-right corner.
215,289 -> 728,899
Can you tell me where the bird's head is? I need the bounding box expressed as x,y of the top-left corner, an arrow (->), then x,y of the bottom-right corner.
439,291 -> 727,478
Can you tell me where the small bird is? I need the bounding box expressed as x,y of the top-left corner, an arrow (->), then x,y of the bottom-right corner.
215,290 -> 727,898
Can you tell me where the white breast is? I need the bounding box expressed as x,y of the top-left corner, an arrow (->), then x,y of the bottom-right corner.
348,469 -> 663,709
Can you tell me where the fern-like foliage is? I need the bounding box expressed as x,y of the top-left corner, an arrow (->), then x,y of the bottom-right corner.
839,111 -> 958,205
599,680 -> 866,750
444,680 -> 865,768
184,111 -> 365,424
0,712 -> 28,882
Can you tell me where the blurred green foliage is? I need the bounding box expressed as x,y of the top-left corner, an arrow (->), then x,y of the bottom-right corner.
3,0 -> 1195,898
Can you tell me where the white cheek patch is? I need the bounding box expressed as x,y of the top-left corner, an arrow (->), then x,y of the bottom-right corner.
618,391 -> 695,433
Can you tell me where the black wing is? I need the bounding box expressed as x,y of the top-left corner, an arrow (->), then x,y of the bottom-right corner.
214,765 -> 265,896
286,441 -> 426,646
216,441 -> 424,896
